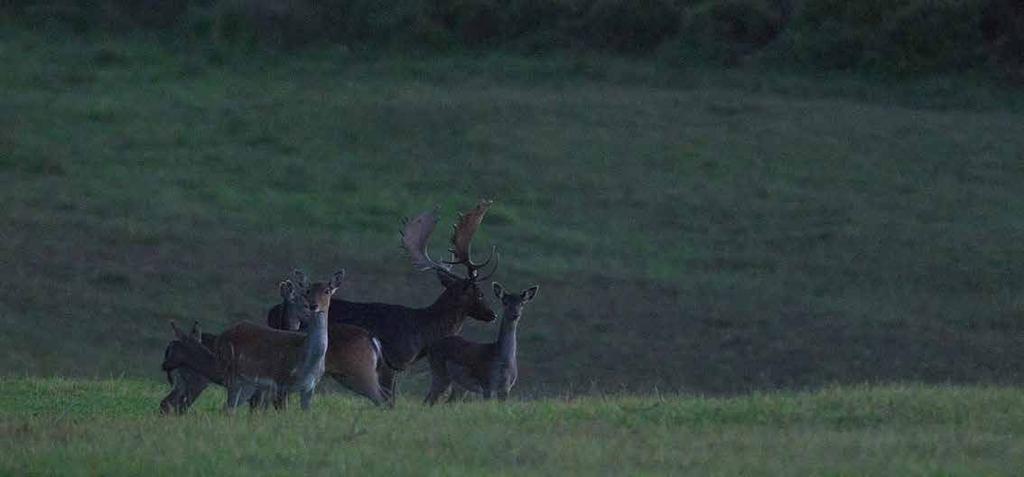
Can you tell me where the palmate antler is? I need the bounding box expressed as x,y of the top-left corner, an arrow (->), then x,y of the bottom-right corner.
400,208 -> 457,277
400,200 -> 498,282
447,199 -> 498,280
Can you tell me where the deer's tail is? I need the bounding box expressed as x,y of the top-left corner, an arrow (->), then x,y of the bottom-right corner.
370,337 -> 384,370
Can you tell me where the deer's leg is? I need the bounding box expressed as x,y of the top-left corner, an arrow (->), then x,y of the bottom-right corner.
445,386 -> 468,404
159,369 -> 182,415
299,389 -> 314,411
159,388 -> 181,415
272,388 -> 288,410
359,374 -> 390,408
239,385 -> 258,412
179,374 -> 210,413
225,383 -> 257,415
424,375 -> 452,406
496,371 -> 513,402
424,354 -> 452,406
224,385 -> 242,415
333,371 -> 390,408
379,365 -> 399,406
247,390 -> 264,411
483,372 -> 501,400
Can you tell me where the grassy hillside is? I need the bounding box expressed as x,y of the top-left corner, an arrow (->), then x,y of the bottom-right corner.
3,30 -> 1024,394
2,379 -> 1023,475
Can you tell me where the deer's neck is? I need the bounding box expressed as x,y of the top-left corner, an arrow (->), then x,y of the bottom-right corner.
298,311 -> 328,379
422,294 -> 467,342
496,316 -> 518,365
186,345 -> 223,382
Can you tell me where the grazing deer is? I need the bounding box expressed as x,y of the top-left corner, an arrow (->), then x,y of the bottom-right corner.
328,200 -> 500,401
159,276 -> 303,414
161,323 -> 224,414
424,282 -> 538,404
216,271 -> 343,413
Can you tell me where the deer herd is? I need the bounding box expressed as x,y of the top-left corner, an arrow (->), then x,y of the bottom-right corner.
159,200 -> 540,414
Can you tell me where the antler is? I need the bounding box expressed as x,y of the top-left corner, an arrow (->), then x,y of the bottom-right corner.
400,209 -> 455,275
447,199 -> 498,279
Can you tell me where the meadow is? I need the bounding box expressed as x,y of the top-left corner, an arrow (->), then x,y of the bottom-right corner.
3,378 -> 1024,475
4,29 -> 1024,395
4,11 -> 1024,473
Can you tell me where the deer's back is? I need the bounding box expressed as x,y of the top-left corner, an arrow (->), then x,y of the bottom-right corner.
266,302 -> 288,330
330,299 -> 418,330
216,321 -> 305,383
329,299 -> 421,367
324,324 -> 379,376
430,336 -> 496,383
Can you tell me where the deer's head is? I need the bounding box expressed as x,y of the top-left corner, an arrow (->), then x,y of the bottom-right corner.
401,200 -> 500,322
164,321 -> 216,374
281,269 -> 344,327
492,282 -> 539,322
302,270 -> 344,315
277,270 -> 309,331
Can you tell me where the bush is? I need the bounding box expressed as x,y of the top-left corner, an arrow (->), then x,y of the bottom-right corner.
582,0 -> 681,53
430,0 -> 508,45
883,1 -> 988,73
981,0 -> 1024,80
779,0 -> 989,73
3,0 -> 1024,78
677,0 -> 785,63
502,0 -> 589,52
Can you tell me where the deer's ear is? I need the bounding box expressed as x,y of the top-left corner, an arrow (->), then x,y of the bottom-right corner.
190,321 -> 201,340
521,285 -> 539,303
170,321 -> 185,339
492,282 -> 505,299
279,280 -> 295,300
329,269 -> 346,294
435,269 -> 459,288
291,269 -> 309,289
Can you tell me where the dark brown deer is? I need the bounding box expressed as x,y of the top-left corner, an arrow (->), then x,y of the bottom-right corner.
424,282 -> 538,404
160,323 -> 223,414
266,201 -> 499,402
335,201 -> 501,401
163,321 -> 288,411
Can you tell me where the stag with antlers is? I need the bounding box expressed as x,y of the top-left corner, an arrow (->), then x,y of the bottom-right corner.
268,200 -> 500,403
424,282 -> 539,404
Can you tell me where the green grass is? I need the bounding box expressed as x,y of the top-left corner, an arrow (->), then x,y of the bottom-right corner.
3,29 -> 1024,394
1,378 -> 1023,475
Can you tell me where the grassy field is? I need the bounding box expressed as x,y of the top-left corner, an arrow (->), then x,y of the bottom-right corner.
0,378 -> 1022,475
3,28 -> 1024,396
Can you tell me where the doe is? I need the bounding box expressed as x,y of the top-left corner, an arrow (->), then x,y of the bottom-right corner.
424,282 -> 538,404
216,271 -> 343,412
